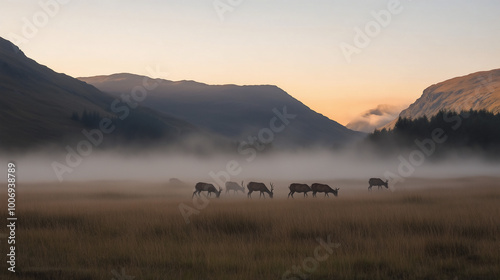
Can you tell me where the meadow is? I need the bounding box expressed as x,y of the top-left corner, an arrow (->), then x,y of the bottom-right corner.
1,177 -> 499,280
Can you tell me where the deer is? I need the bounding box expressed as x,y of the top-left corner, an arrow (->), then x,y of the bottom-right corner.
368,178 -> 388,191
288,183 -> 312,198
192,182 -> 222,198
225,181 -> 245,195
311,183 -> 339,197
247,182 -> 274,199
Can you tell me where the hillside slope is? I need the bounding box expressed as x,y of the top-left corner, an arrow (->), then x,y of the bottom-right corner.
0,37 -> 116,148
0,37 -> 207,150
80,74 -> 364,147
382,69 -> 500,129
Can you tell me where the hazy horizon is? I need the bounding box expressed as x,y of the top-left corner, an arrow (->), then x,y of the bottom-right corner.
1,147 -> 498,185
2,0 -> 500,125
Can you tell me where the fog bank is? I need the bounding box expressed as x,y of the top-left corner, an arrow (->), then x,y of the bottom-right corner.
1,150 -> 499,185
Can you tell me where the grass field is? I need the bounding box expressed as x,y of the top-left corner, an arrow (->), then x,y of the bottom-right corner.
1,178 -> 499,279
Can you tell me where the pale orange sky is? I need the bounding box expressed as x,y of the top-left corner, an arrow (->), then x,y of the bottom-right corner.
2,1 -> 499,125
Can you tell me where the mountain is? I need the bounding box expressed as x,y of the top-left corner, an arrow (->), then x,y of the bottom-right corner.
79,74 -> 364,147
0,37 -> 209,150
0,35 -> 360,151
0,37 -> 112,148
382,68 -> 500,130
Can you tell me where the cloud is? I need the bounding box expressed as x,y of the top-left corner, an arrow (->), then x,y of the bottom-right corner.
346,104 -> 405,133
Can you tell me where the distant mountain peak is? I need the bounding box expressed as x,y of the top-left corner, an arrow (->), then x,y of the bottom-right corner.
80,74 -> 364,147
347,104 -> 404,133
381,68 -> 500,130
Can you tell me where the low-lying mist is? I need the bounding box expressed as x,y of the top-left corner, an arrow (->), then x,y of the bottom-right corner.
2,147 -> 499,189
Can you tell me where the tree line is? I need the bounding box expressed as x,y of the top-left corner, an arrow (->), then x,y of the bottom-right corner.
71,109 -> 169,142
366,110 -> 500,159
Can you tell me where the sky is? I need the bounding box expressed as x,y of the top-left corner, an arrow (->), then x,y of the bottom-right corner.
1,0 -> 500,125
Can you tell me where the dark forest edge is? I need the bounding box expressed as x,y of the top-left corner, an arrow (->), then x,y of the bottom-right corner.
364,110 -> 500,160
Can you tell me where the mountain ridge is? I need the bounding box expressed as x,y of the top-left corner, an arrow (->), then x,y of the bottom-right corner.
381,68 -> 500,130
0,37 -> 215,150
80,73 -> 365,147
0,36 -> 362,151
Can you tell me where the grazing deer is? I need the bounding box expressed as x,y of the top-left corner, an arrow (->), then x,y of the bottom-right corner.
192,182 -> 222,198
368,178 -> 388,191
247,182 -> 274,198
311,183 -> 339,197
288,183 -> 312,198
225,181 -> 245,194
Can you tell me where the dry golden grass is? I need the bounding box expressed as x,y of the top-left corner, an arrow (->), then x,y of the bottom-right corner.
1,179 -> 499,279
